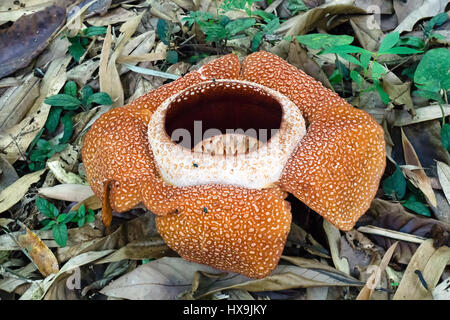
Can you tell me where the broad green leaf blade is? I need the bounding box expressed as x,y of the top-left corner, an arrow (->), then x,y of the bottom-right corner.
156,19 -> 169,45
86,92 -> 113,106
59,113 -> 73,144
36,198 -> 59,218
64,81 -> 77,97
166,50 -> 178,64
382,165 -> 406,200
224,18 -> 255,36
296,34 -> 354,50
52,223 -> 68,247
45,107 -> 62,133
371,61 -> 387,80
44,94 -> 81,108
83,26 -> 107,37
320,45 -> 372,55
378,32 -> 399,53
402,195 -> 431,217
350,70 -> 362,86
441,123 -> 450,151
414,48 -> 450,92
378,47 -> 423,55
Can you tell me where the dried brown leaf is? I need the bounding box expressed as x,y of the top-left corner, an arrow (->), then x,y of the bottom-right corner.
401,128 -> 436,207
0,4 -> 65,78
17,228 -> 59,277
394,239 -> 450,299
358,199 -> 450,264
0,169 -> 45,214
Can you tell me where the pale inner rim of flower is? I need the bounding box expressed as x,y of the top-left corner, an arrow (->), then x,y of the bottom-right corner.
148,79 -> 307,189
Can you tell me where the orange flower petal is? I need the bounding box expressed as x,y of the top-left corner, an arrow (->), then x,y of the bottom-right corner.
153,184 -> 291,278
242,51 -> 386,230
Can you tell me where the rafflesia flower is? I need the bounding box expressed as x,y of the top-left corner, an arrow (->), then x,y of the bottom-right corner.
82,51 -> 386,278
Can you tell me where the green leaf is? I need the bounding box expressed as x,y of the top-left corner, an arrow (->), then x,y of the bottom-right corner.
77,216 -> 86,228
86,92 -> 113,106
85,213 -> 95,224
263,17 -> 280,33
378,46 -> 423,55
36,198 -> 59,218
338,52 -> 362,66
287,0 -> 308,15
41,219 -> 56,231
61,211 -> 77,224
371,61 -> 387,80
441,123 -> 450,151
80,85 -> 93,106
157,19 -> 169,45
182,11 -> 214,27
59,113 -> 73,144
225,18 -> 256,36
52,223 -> 68,247
83,26 -> 107,37
78,204 -> 86,216
424,12 -> 448,37
414,48 -> 450,92
252,10 -> 276,23
402,194 -> 431,217
398,36 -> 425,49
320,45 -> 372,55
413,89 -> 444,103
64,81 -> 77,97
296,34 -> 354,50
378,32 -> 399,53
382,164 -> 406,200
201,23 -> 228,43
360,51 -> 372,70
375,80 -> 390,104
251,31 -> 264,52
68,37 -> 85,62
350,70 -> 362,86
45,107 -> 62,133
45,94 -> 81,108
329,69 -> 342,85
166,50 -> 178,64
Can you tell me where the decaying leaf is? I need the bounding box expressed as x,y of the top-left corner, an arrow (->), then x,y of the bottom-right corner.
0,169 -> 45,214
0,4 -> 66,79
394,0 -> 449,34
394,239 -> 450,299
17,227 -> 59,277
20,249 -> 113,300
401,128 -> 436,207
437,161 -> 450,206
0,56 -> 71,164
323,220 -> 350,274
358,199 -> 450,264
100,256 -> 362,300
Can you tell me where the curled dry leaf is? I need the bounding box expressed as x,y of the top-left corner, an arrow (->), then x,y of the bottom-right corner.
394,0 -> 449,34
0,169 -> 45,214
38,184 -> 94,203
0,4 -> 66,78
358,199 -> 450,264
393,105 -> 450,127
17,228 -> 59,277
401,128 -> 436,207
394,239 -> 450,300
323,220 -> 350,274
436,161 -> 450,206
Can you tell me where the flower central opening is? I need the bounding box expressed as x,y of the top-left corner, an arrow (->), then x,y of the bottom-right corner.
163,81 -> 283,151
148,80 -> 306,188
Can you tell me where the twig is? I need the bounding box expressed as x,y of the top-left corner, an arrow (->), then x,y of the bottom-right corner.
357,225 -> 427,244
